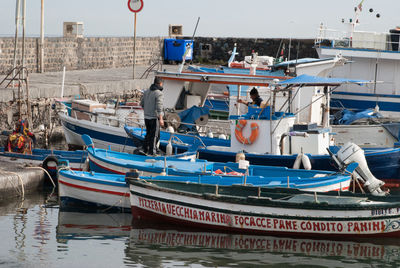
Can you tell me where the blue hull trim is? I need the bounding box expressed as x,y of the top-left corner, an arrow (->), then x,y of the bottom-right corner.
62,120 -> 136,148
331,93 -> 400,112
198,148 -> 400,181
0,148 -> 87,162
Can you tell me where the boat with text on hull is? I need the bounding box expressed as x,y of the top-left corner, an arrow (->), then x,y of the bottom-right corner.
126,174 -> 400,238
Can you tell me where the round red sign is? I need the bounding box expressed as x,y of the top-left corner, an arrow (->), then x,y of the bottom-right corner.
127,0 -> 144,13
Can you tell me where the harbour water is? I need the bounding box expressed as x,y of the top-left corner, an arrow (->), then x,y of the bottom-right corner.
1,188 -> 400,267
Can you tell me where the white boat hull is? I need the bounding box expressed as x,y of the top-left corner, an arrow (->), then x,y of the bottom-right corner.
58,171 -> 130,210
59,112 -> 136,152
129,182 -> 400,237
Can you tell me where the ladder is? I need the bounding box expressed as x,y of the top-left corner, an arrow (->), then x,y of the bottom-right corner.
0,66 -> 31,123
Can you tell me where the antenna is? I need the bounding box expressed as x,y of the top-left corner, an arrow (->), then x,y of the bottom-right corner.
179,17 -> 200,72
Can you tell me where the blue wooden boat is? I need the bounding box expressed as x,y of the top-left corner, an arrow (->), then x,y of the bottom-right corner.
124,119 -> 400,188
81,134 -> 207,176
0,147 -> 87,176
129,72 -> 399,194
58,163 -> 352,211
83,134 -> 352,193
197,146 -> 400,187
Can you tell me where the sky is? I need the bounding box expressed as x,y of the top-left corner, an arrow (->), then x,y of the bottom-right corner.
0,0 -> 399,38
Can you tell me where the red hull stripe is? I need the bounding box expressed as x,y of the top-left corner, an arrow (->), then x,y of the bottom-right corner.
90,156 -> 125,175
62,224 -> 131,231
332,186 -> 349,191
59,179 -> 129,197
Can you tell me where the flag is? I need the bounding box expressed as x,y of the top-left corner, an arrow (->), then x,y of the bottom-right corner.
357,0 -> 364,11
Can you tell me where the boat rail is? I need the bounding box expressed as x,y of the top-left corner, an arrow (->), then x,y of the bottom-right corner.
315,27 -> 400,52
59,103 -> 143,128
58,101 -> 229,137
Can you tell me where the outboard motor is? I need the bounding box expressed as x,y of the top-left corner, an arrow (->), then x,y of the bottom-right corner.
336,142 -> 385,195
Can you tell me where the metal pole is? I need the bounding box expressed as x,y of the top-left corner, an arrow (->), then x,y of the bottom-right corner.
21,0 -> 26,79
133,12 -> 137,79
40,0 -> 44,73
26,72 -> 32,127
236,85 -> 241,115
12,0 -> 21,87
61,66 -> 66,98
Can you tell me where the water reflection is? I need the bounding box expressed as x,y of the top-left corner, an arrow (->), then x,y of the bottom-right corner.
56,210 -> 132,242
125,220 -> 400,267
0,190 -> 56,266
2,191 -> 400,267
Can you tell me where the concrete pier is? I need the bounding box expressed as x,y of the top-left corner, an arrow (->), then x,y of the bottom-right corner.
0,64 -> 177,102
0,160 -> 47,201
0,64 -> 178,141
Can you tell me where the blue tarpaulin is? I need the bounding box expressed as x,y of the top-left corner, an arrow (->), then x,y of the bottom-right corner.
178,106 -> 210,133
332,108 -> 382,125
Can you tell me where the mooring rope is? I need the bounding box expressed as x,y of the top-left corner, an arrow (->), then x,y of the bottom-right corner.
26,166 -> 56,188
100,189 -> 130,212
0,168 -> 25,200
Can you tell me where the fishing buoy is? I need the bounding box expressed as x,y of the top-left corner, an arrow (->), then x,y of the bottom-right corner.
293,153 -> 302,169
218,134 -> 227,140
207,131 -> 214,138
235,151 -> 245,163
166,141 -> 173,156
301,153 -> 312,170
166,126 -> 174,133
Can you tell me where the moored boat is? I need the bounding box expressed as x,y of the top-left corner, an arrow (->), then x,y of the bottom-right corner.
58,161 -> 353,212
126,71 -> 396,193
58,169 -> 131,211
83,133 -> 353,193
0,147 -> 87,177
126,175 -> 400,238
315,4 -> 400,116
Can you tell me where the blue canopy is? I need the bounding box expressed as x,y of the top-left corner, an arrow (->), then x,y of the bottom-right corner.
278,74 -> 369,86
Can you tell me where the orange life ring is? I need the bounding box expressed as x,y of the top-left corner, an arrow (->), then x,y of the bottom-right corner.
234,120 -> 259,145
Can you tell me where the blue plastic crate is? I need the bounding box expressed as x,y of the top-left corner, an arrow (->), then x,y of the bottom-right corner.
164,39 -> 193,62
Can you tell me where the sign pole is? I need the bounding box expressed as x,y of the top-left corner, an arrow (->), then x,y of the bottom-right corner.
127,0 -> 143,80
133,12 -> 137,79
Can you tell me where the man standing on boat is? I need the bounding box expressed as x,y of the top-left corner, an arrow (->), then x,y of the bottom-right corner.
238,87 -> 263,107
140,77 -> 164,155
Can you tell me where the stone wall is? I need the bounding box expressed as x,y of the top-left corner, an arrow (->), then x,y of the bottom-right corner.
0,36 -> 317,74
190,37 -> 318,64
0,37 -> 163,74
